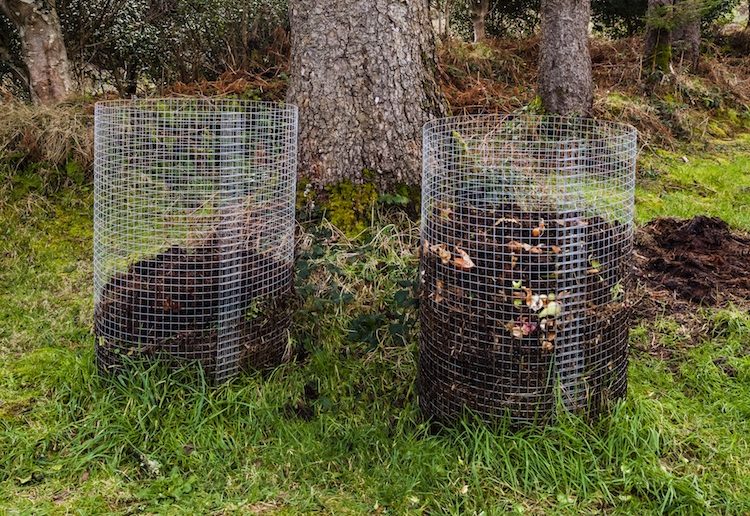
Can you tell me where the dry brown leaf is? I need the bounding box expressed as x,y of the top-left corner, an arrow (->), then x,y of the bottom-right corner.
452,247 -> 475,270
430,244 -> 451,265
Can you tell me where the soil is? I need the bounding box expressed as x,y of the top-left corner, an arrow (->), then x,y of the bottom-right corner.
418,203 -> 631,426
94,244 -> 297,380
633,216 -> 750,306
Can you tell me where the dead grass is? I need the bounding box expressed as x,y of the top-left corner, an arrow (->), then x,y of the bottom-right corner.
0,99 -> 93,170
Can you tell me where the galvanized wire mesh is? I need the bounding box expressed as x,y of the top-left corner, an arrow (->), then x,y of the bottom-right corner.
94,99 -> 298,383
419,114 -> 637,425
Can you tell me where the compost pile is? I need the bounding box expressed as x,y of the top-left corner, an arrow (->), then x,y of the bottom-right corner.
95,244 -> 296,375
634,216 -> 750,305
419,203 -> 631,424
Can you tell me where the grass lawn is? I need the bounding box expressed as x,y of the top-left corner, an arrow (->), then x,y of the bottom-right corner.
1,140 -> 749,514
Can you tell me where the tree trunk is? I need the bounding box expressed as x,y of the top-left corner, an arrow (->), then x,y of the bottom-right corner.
538,0 -> 593,116
287,0 -> 445,189
471,0 -> 490,43
444,0 -> 452,37
0,0 -> 73,103
644,0 -> 674,78
672,0 -> 701,71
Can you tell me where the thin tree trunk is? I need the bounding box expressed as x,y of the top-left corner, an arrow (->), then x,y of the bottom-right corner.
672,0 -> 701,71
444,0 -> 452,37
644,0 -> 674,78
287,0 -> 445,189
538,0 -> 593,116
0,0 -> 73,103
471,0 -> 490,43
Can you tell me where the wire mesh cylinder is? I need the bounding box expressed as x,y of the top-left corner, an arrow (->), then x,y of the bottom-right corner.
94,99 -> 298,383
419,114 -> 636,425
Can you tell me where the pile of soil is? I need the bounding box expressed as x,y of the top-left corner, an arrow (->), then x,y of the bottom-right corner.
94,244 -> 296,379
633,216 -> 750,305
418,203 -> 630,425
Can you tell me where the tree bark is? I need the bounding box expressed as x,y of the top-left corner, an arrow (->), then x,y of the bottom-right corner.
287,0 -> 445,189
471,0 -> 490,43
538,0 -> 593,116
0,0 -> 73,103
672,0 -> 700,71
644,0 -> 674,78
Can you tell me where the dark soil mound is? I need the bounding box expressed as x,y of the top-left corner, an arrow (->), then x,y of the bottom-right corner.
419,204 -> 630,425
634,216 -> 750,305
94,245 -> 296,378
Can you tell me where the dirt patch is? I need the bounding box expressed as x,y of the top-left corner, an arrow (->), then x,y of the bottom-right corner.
633,216 -> 750,306
418,204 -> 630,425
94,245 -> 297,379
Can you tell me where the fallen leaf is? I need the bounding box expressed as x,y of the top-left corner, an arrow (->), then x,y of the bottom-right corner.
508,240 -> 532,253
439,205 -> 453,219
528,295 -> 543,312
452,247 -> 475,270
494,217 -> 521,226
551,245 -> 562,254
522,321 -> 538,335
532,219 -> 545,237
539,301 -> 562,318
430,244 -> 451,265
523,287 -> 533,306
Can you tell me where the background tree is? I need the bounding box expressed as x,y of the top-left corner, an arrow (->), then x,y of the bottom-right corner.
0,0 -> 72,103
644,0 -> 674,78
0,12 -> 27,97
470,0 -> 490,42
287,0 -> 445,189
538,0 -> 593,115
56,0 -> 288,95
441,0 -> 539,40
672,0 -> 702,70
591,0 -> 649,37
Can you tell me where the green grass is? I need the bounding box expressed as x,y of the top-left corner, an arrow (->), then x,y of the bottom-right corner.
2,145 -> 750,514
636,135 -> 750,231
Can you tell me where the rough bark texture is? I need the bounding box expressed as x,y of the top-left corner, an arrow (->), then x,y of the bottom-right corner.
471,0 -> 490,43
644,0 -> 674,78
538,0 -> 593,116
287,0 -> 445,189
0,0 -> 72,103
672,0 -> 701,71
